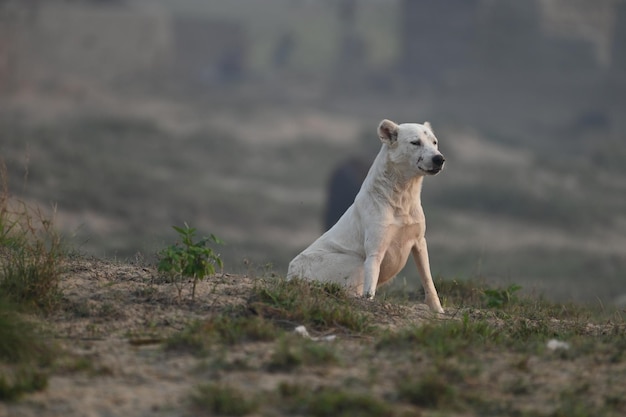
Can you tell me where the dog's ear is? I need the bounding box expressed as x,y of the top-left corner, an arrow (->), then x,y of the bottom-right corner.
424,121 -> 434,134
378,119 -> 399,144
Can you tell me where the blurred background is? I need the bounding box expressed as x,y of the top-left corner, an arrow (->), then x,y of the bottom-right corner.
1,0 -> 625,305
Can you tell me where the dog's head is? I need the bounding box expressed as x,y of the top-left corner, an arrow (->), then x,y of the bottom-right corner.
378,119 -> 445,176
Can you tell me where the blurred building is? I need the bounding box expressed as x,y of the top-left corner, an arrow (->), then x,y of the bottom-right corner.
0,1 -> 249,93
2,0 -> 624,97
399,0 -> 619,85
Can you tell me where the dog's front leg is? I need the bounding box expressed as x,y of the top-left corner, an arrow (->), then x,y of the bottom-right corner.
363,253 -> 383,299
362,228 -> 390,299
411,238 -> 444,313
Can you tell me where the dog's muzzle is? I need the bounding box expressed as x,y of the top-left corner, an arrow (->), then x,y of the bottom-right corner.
425,154 -> 445,174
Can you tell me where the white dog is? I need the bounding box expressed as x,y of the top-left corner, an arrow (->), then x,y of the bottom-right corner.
287,119 -> 445,313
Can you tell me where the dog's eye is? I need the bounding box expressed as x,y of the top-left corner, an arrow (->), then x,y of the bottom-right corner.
410,139 -> 422,146
433,140 -> 437,146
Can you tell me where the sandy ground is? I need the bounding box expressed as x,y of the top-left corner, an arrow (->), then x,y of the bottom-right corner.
1,257 -> 625,416
0,258 -> 437,417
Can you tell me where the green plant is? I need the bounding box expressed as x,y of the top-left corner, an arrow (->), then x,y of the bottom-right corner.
157,223 -> 223,300
483,284 -> 522,308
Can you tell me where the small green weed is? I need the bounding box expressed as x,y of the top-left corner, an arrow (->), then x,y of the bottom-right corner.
190,383 -> 258,416
483,284 -> 522,308
157,223 -> 223,300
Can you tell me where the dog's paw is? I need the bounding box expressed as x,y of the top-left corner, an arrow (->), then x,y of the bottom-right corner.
426,306 -> 444,314
363,292 -> 376,300
426,299 -> 444,314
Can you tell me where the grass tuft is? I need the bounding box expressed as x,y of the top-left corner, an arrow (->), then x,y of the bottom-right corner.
248,278 -> 373,333
0,368 -> 48,402
0,161 -> 61,399
0,298 -> 53,400
396,371 -> 457,409
278,384 -> 393,417
164,312 -> 278,356
267,335 -> 338,372
190,383 -> 258,416
376,313 -> 500,357
0,160 -> 65,312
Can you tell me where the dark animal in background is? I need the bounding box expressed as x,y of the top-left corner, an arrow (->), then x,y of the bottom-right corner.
324,156 -> 371,230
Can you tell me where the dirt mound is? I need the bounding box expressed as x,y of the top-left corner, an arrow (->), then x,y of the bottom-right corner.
2,258 -> 625,417
1,258 -> 437,416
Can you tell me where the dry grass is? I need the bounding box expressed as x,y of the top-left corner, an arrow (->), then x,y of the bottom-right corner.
0,161 -> 65,400
0,161 -> 65,312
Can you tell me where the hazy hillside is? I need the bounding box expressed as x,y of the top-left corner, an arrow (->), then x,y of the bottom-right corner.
1,0 -> 625,305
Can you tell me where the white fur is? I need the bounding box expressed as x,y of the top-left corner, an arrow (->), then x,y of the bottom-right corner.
287,119 -> 445,313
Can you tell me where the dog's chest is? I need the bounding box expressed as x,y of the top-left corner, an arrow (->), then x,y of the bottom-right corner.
378,223 -> 422,283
